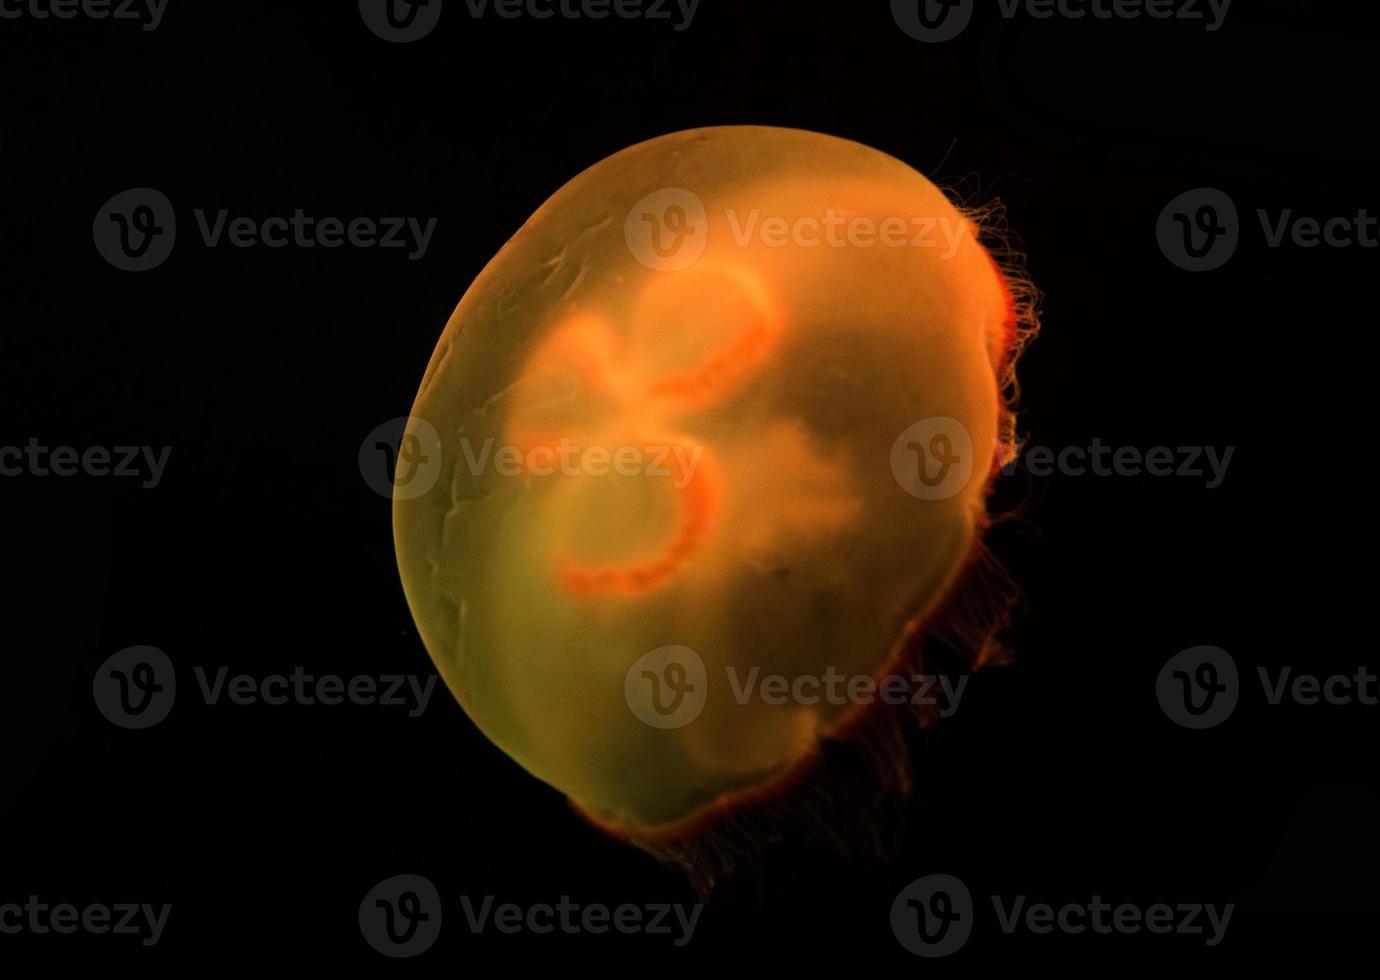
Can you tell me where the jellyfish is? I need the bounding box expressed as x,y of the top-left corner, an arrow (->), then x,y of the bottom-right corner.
393,126 -> 1037,887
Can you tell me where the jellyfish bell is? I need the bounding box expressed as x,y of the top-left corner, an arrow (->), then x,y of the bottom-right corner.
393,125 -> 1038,887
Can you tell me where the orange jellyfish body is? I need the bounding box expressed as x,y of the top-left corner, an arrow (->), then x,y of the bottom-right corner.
394,126 -> 1028,843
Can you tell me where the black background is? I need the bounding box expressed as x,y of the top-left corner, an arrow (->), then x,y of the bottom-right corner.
2,0 -> 1376,969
